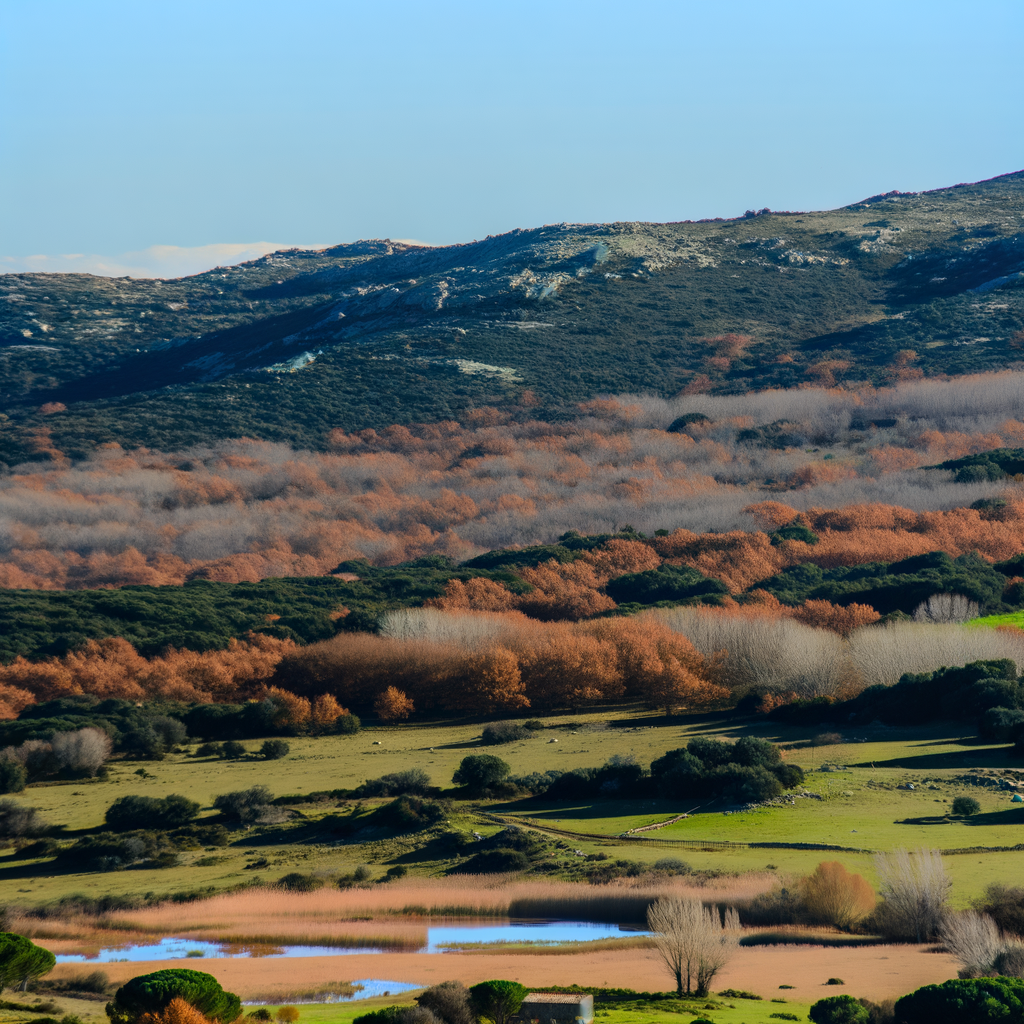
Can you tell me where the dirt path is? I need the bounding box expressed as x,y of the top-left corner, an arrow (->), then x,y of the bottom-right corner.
63,944 -> 959,1004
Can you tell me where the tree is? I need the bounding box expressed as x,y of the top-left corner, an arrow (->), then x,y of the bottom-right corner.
809,994 -> 870,1024
106,969 -> 241,1024
0,800 -> 47,838
452,755 -> 511,793
646,897 -> 737,997
375,686 -> 414,722
874,848 -> 951,942
0,933 -> 55,991
800,861 -> 876,930
51,727 -> 112,775
469,981 -> 527,1024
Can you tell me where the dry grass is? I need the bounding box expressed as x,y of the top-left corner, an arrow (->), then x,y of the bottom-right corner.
15,876 -> 777,951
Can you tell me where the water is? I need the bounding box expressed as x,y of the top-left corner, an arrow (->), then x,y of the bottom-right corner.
241,980 -> 423,1005
55,920 -> 648,963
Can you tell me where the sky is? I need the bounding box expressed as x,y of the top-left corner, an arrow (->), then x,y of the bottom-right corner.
2,0 -> 1023,277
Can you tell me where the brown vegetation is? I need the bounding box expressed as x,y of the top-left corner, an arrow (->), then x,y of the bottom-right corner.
3,372 -> 1024,591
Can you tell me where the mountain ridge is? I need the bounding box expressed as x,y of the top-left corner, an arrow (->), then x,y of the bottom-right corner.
2,169 -> 1023,464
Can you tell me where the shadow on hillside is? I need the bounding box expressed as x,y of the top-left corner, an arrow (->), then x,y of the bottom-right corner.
851,746 -> 1020,770
897,808 -> 1024,827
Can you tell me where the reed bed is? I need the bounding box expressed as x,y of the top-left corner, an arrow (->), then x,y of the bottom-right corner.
99,875 -> 776,933
242,981 -> 362,1005
437,935 -> 656,955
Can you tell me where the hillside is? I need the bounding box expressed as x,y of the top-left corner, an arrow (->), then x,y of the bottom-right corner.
2,171 -> 1023,464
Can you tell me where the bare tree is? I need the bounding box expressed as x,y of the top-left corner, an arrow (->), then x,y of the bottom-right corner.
51,728 -> 112,776
874,848 -> 952,942
940,910 -> 1002,977
647,897 -> 737,997
913,593 -> 980,624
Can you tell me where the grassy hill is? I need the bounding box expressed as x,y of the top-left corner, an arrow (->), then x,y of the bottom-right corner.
1,170 -> 1023,462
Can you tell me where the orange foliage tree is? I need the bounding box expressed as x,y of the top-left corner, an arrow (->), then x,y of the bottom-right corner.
374,686 -> 414,721
800,861 -> 876,930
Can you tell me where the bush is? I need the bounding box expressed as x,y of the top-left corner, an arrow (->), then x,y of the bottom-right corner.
276,1009 -> 299,1023
481,722 -> 529,745
220,741 -> 247,759
811,1003 -> 868,1024
416,981 -> 475,1024
354,769 -> 432,798
260,740 -> 290,760
335,714 -> 361,735
452,849 -> 529,874
195,743 -> 221,758
58,831 -> 179,871
952,796 -> 981,816
974,884 -> 1024,939
276,873 -> 324,892
452,755 -> 511,793
0,759 -> 27,794
105,795 -> 200,832
212,786 -> 273,823
107,969 -> 241,1024
894,977 -> 1024,1023
383,865 -> 408,881
373,796 -> 449,831
800,862 -> 876,930
978,706 -> 1024,742
0,799 -> 48,838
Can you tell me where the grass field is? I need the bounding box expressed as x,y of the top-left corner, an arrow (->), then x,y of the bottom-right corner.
3,709 -> 1023,906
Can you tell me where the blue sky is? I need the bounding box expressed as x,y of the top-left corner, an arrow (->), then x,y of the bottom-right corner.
2,0 -> 1022,274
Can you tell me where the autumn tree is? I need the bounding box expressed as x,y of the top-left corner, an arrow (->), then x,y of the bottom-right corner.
800,861 -> 876,930
647,898 -> 738,997
374,686 -> 414,722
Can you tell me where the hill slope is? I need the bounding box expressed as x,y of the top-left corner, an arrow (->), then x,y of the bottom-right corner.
2,170 -> 1023,462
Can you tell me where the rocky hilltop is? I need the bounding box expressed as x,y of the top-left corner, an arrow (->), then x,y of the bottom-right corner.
1,170 -> 1023,461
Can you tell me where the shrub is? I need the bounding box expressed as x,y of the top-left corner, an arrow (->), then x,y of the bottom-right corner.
452,849 -> 529,874
276,1008 -> 298,1022
416,981 -> 475,1024
259,740 -> 290,760
952,796 -> 981,816
481,722 -> 529,745
58,831 -> 179,871
872,848 -> 950,942
383,865 -> 408,881
248,1011 -> 272,1022
800,862 -> 876,930
373,796 -> 449,831
353,865 -> 372,882
276,873 -> 324,892
212,786 -> 273,824
894,977 -> 1024,1023
106,969 -> 241,1024
220,741 -> 246,759
978,706 -> 1024,743
354,769 -> 432,798
374,686 -> 414,722
809,996 -> 868,1024
50,728 -> 112,775
194,743 -> 221,758
0,799 -> 48,838
939,910 -> 1001,977
994,945 -> 1024,979
0,759 -> 27,794
105,795 -> 200,832
452,755 -> 511,793
335,713 -> 361,735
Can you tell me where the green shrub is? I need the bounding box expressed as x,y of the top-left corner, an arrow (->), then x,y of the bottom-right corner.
481,722 -> 530,745
220,741 -> 247,759
809,994 -> 868,1023
0,759 -> 27,794
259,740 -> 289,760
452,754 -> 511,792
212,786 -> 273,823
373,796 -> 449,831
194,743 -> 221,758
952,796 -> 981,816
354,769 -> 432,798
0,933 -> 56,991
452,849 -> 529,874
894,977 -> 1024,1023
105,795 -> 200,832
276,873 -> 324,892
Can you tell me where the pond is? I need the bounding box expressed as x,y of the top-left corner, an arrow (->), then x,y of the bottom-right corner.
55,920 -> 649,963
